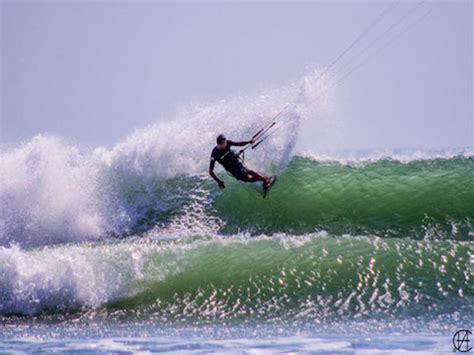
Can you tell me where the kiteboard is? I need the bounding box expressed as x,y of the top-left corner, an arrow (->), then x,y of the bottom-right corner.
262,176 -> 278,199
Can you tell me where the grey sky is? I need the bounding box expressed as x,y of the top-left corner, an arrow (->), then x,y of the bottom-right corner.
1,0 -> 472,151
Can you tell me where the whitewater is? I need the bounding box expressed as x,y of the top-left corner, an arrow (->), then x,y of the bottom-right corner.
0,71 -> 473,353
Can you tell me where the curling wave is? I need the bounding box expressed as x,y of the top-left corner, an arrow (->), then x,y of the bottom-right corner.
0,234 -> 472,319
0,69 -> 472,247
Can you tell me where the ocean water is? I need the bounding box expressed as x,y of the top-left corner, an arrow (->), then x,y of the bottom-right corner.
1,73 -> 473,353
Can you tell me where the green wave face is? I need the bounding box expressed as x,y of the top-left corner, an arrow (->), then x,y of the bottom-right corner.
110,235 -> 472,323
214,157 -> 474,239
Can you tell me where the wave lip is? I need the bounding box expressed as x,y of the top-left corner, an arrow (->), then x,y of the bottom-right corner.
298,147 -> 474,165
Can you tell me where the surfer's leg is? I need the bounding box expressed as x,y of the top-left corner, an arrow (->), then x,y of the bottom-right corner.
243,170 -> 269,184
240,173 -> 259,183
231,164 -> 269,184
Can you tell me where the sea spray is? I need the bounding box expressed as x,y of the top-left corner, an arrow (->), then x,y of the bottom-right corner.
1,70 -> 328,247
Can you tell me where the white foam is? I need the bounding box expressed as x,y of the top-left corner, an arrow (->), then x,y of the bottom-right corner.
0,136 -> 104,247
0,241 -> 187,315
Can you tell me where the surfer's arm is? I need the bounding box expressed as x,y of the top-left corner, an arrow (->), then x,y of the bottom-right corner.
209,158 -> 225,188
228,139 -> 254,147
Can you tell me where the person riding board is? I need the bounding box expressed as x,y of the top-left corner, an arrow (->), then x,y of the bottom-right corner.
209,134 -> 272,190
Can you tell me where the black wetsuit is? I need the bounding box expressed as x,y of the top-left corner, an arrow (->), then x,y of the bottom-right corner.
209,140 -> 248,180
